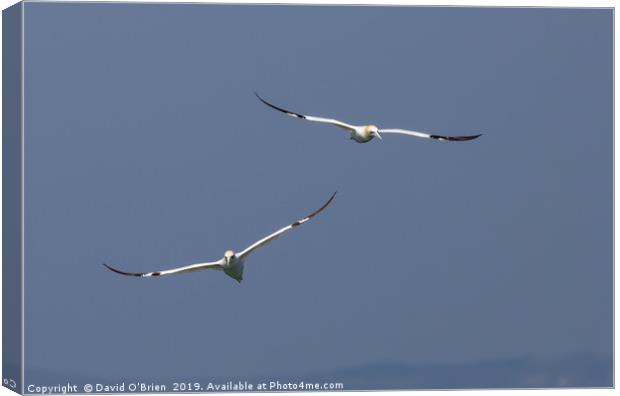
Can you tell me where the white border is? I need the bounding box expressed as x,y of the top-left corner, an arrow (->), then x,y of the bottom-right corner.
20,1 -> 24,394
6,0 -> 618,6
0,2 -> 615,396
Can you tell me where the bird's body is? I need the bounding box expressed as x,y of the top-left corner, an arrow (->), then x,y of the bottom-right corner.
351,125 -> 379,143
255,93 -> 482,144
104,193 -> 336,283
221,250 -> 244,282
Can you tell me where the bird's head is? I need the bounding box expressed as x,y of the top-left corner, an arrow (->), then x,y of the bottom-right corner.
366,125 -> 382,140
224,250 -> 235,264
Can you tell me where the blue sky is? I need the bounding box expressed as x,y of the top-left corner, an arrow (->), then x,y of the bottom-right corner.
22,3 -> 612,389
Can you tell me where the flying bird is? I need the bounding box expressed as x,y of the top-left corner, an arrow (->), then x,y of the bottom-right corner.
255,92 -> 482,144
103,192 -> 336,283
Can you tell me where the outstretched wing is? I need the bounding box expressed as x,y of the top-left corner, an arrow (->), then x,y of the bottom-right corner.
379,128 -> 482,141
103,259 -> 224,277
237,192 -> 336,260
255,92 -> 356,132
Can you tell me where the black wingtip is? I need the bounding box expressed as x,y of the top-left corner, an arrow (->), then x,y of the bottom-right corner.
254,91 -> 273,108
103,262 -> 144,277
307,191 -> 337,219
254,92 -> 306,119
431,133 -> 482,142
463,133 -> 482,141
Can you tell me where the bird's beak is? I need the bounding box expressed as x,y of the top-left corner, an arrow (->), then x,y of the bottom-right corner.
374,131 -> 383,140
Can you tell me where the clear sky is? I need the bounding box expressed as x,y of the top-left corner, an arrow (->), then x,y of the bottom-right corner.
22,3 -> 612,389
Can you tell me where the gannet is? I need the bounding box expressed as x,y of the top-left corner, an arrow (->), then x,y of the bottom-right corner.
255,92 -> 482,143
103,192 -> 336,283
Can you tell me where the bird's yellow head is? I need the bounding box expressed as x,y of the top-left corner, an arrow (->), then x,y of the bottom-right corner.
224,250 -> 235,263
365,125 -> 382,140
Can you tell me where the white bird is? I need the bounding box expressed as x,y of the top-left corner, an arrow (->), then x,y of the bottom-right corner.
103,192 -> 336,283
255,92 -> 482,144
